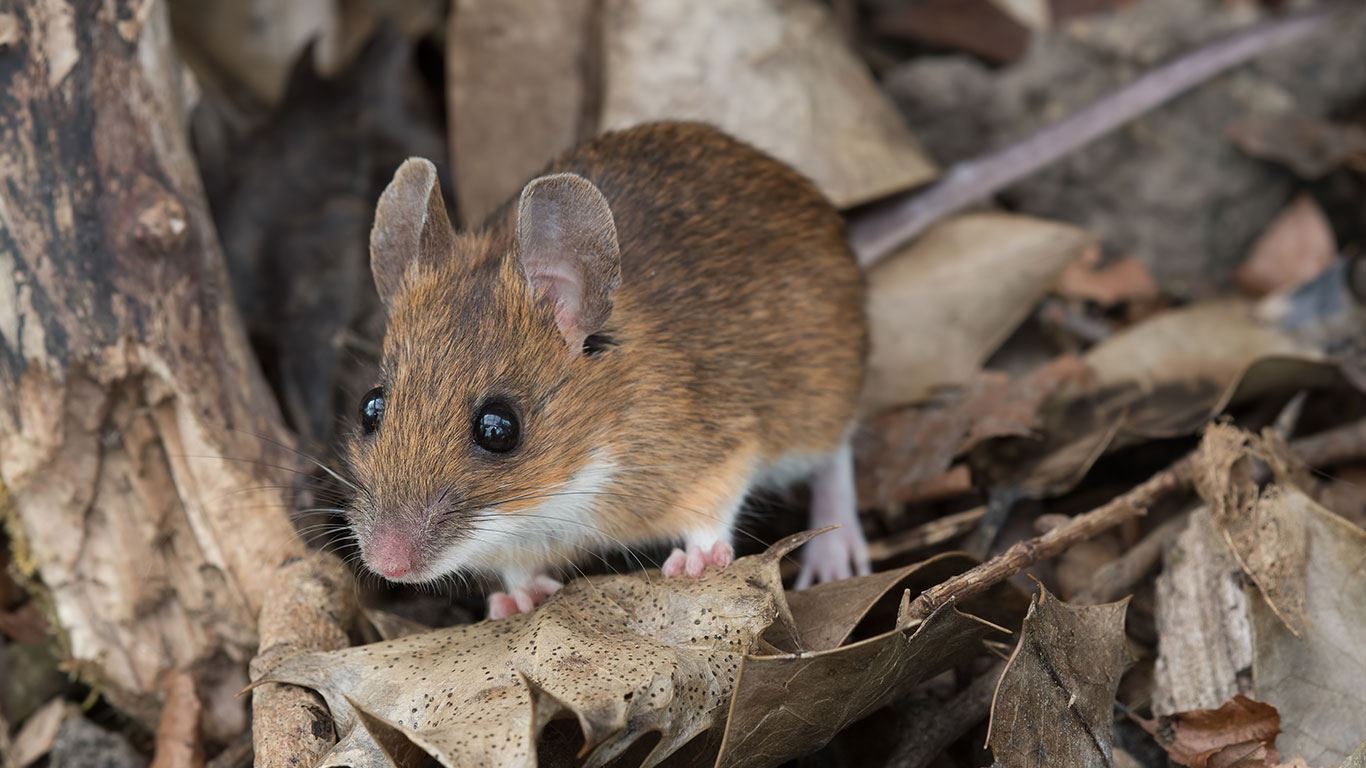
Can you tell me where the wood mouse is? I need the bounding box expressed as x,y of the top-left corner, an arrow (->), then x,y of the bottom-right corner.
347,122 -> 868,617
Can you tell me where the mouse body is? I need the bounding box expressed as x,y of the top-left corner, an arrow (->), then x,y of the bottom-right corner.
348,122 -> 869,616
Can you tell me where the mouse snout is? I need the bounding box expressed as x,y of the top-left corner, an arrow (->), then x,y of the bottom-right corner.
368,529 -> 417,580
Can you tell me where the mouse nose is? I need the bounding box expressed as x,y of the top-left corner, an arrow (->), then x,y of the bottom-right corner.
369,531 -> 416,579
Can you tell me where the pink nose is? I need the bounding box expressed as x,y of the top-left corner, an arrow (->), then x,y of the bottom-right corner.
369,531 -> 415,579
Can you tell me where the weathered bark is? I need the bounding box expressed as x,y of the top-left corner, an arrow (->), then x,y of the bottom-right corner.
249,552 -> 356,768
0,0 -> 303,736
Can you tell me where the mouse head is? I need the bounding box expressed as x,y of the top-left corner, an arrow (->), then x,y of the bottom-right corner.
346,158 -> 623,583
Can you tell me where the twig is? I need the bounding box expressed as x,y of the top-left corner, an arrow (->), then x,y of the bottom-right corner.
903,417 -> 1366,622
868,506 -> 986,563
885,661 -> 1005,768
1074,512 -> 1189,605
250,552 -> 357,768
151,670 -> 205,768
848,5 -> 1343,268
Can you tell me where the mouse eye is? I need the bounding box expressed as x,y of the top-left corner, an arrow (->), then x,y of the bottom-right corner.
359,387 -> 385,435
473,401 -> 519,453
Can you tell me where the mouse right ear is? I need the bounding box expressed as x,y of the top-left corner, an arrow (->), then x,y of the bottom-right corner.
370,158 -> 455,309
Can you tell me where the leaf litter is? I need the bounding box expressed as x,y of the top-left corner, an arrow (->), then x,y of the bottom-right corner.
256,532 -> 1023,767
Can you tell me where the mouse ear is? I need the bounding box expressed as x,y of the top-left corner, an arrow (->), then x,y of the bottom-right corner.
370,158 -> 455,308
515,173 -> 621,352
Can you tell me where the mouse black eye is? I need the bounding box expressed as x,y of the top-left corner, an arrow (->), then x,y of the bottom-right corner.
473,401 -> 519,453
359,387 -> 385,435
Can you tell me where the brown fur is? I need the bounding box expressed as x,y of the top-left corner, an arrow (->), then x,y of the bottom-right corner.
347,122 -> 866,580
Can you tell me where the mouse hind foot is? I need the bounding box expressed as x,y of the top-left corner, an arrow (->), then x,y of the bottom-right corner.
796,440 -> 870,589
487,573 -> 563,619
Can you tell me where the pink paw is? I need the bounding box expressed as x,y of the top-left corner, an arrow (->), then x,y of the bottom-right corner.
662,541 -> 735,578
487,575 -> 563,619
795,526 -> 871,590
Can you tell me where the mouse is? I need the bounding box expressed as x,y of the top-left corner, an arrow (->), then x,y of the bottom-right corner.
346,121 -> 869,618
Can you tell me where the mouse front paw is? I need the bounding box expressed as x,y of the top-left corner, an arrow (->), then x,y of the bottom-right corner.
795,526 -> 871,589
487,574 -> 563,619
662,541 -> 735,578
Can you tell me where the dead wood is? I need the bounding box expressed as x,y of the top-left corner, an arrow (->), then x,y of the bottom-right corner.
249,551 -> 356,768
1074,513 -> 1190,605
0,0 -> 302,736
151,671 -> 205,768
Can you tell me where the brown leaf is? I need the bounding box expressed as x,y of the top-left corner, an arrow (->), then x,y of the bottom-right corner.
599,0 -> 936,208
858,356 -> 1091,508
1234,194 -> 1337,298
262,535 -> 1021,767
447,0 -> 937,224
1193,425 -> 1310,635
987,588 -> 1132,768
1057,254 -> 1160,307
261,532 -> 808,766
863,213 -> 1093,412
874,0 -> 1032,64
1137,696 -> 1281,768
1227,114 -> 1366,180
11,699 -> 76,768
716,601 -> 1011,768
1172,426 -> 1366,764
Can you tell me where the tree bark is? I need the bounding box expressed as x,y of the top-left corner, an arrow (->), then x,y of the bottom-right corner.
0,0 -> 303,737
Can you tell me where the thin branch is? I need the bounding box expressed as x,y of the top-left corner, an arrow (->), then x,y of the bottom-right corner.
848,4 -> 1344,268
904,417 -> 1366,623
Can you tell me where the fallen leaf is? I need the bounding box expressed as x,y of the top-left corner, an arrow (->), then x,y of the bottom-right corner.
1247,486 -> 1366,765
11,699 -> 76,768
874,0 -> 1032,64
863,213 -> 1093,412
1227,114 -> 1366,180
987,588 -> 1132,768
260,534 -> 1022,767
1257,256 -> 1366,392
1171,426 -> 1366,764
1192,425 -> 1311,635
1057,254 -> 1161,307
991,0 -> 1052,30
447,0 -> 937,224
1136,695 -> 1281,768
858,356 -> 1091,509
1234,194 -> 1336,298
599,0 -> 936,208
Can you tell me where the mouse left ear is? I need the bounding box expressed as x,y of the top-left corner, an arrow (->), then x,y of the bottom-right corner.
515,173 -> 621,352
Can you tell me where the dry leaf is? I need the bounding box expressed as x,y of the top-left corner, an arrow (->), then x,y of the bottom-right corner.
1247,488 -> 1366,765
447,0 -> 937,224
987,588 -> 1132,768
1169,426 -> 1366,764
991,0 -> 1052,30
1257,256 -> 1366,392
11,699 -> 76,768
1227,114 -> 1366,180
260,535 -> 1020,767
874,0 -> 1031,64
1234,194 -> 1336,298
599,0 -> 936,208
1137,695 -> 1281,768
858,356 -> 1091,509
863,213 -> 1093,412
1085,302 -> 1317,394
1057,254 -> 1161,307
1193,425 -> 1311,635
